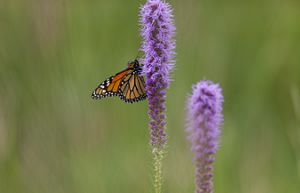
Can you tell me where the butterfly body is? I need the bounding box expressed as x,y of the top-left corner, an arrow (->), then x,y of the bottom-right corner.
91,60 -> 147,103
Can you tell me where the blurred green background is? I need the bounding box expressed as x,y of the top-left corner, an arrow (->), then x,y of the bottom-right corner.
1,0 -> 300,192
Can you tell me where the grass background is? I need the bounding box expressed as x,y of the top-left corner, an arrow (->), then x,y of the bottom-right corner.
1,0 -> 300,192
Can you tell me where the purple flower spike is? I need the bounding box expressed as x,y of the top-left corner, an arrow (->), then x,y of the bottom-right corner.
140,0 -> 176,148
186,81 -> 224,193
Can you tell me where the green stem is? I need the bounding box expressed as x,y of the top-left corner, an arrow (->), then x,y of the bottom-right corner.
152,147 -> 165,193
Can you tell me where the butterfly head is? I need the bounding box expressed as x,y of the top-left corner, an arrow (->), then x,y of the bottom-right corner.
127,59 -> 140,69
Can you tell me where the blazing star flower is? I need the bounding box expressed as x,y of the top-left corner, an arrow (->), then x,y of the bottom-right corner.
186,80 -> 224,193
140,0 -> 175,193
140,0 -> 175,149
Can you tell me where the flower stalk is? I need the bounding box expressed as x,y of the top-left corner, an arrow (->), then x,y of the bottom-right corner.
153,148 -> 164,193
186,81 -> 224,193
140,0 -> 176,192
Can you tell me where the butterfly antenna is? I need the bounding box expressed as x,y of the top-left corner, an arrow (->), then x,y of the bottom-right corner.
135,50 -> 144,61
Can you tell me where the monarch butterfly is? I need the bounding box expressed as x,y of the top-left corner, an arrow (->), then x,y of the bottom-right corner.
91,60 -> 147,103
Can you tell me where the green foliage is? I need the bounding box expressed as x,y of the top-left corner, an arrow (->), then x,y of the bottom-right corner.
0,0 -> 300,192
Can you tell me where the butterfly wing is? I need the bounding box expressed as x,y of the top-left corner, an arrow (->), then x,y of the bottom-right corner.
91,60 -> 147,103
91,68 -> 133,100
119,73 -> 147,103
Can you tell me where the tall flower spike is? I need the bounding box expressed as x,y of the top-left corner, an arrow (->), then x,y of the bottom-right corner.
186,81 -> 224,193
140,1 -> 175,193
140,0 -> 175,149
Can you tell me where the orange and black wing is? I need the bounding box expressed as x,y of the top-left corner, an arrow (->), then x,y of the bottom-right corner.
118,73 -> 147,103
91,68 -> 133,100
91,59 -> 147,103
